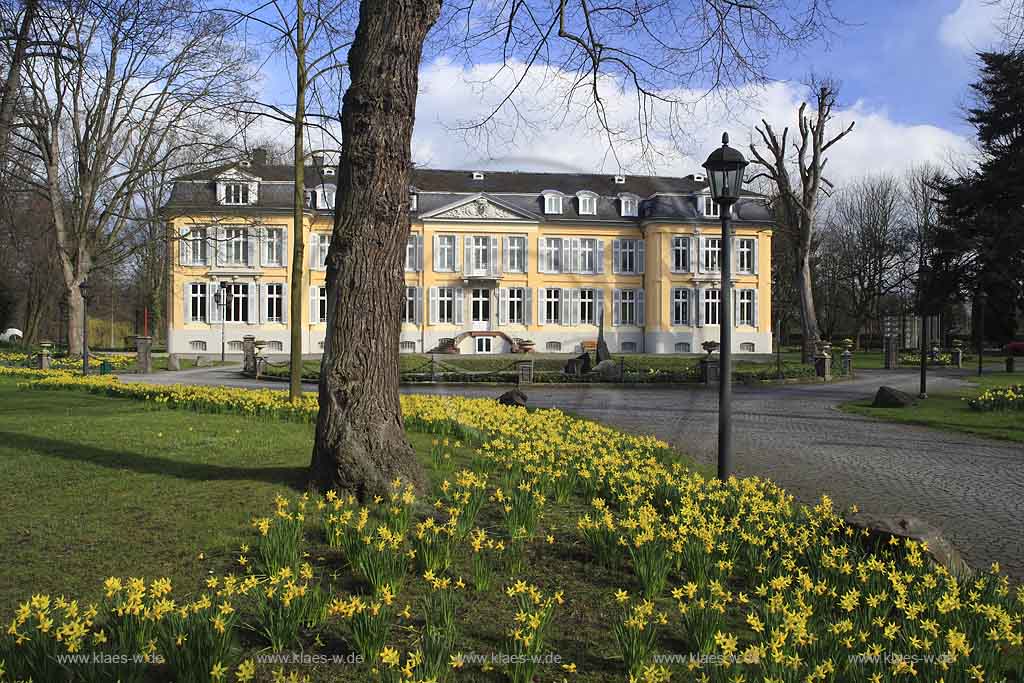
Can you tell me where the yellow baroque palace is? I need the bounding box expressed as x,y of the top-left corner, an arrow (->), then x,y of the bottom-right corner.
163,150 -> 773,356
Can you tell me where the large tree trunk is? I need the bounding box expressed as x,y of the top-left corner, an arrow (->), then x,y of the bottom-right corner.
309,0 -> 441,499
66,285 -> 85,355
289,0 -> 306,403
797,246 -> 820,363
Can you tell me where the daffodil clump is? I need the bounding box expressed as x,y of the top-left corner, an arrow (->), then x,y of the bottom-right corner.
967,383 -> 1024,411
246,564 -> 328,653
0,352 -> 133,371
4,376 -> 1024,681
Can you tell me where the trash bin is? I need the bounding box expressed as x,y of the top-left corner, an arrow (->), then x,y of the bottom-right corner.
99,361 -> 113,375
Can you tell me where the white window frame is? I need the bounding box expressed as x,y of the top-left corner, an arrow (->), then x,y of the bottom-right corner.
671,287 -> 689,326
704,288 -> 721,326
579,288 -> 596,325
475,337 -> 493,354
507,287 -> 525,324
702,194 -> 720,218
671,236 -> 690,273
182,227 -> 208,266
703,237 -> 722,273
540,237 -> 562,273
471,236 -> 490,275
264,228 -> 284,267
223,183 -> 249,205
315,286 -> 328,324
737,238 -> 755,274
619,288 -> 636,326
471,288 -> 490,322
506,236 -> 527,273
620,197 -> 638,217
224,282 -> 250,323
224,227 -> 248,266
265,282 -> 284,323
615,238 -> 643,274
577,191 -> 598,216
402,286 -> 417,323
312,233 -> 330,270
738,289 -> 756,326
579,238 -> 597,274
544,288 -> 561,325
405,235 -> 423,273
543,193 -> 563,215
437,287 -> 456,324
436,235 -> 456,272
188,282 -> 207,323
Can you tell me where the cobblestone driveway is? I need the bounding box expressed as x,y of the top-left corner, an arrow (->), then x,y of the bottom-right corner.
125,366 -> 1024,578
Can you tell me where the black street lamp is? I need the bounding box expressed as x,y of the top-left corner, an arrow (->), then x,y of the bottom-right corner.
977,289 -> 987,376
212,282 -> 232,362
79,280 -> 91,375
703,132 -> 749,482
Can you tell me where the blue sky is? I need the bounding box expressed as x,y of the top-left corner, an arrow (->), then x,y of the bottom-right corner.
249,0 -> 1004,180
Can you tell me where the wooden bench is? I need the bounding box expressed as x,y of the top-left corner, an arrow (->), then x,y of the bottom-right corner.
581,341 -> 598,353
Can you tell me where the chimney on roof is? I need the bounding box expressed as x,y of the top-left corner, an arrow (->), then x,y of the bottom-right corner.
252,148 -> 268,166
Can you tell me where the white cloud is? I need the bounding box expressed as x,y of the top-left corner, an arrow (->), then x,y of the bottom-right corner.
411,60 -> 976,188
939,0 -> 1004,53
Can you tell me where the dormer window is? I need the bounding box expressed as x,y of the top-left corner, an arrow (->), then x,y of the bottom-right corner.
304,190 -> 316,209
614,175 -> 626,184
619,195 -> 639,217
315,184 -> 336,210
701,194 -> 720,218
409,192 -> 418,211
576,191 -> 598,216
472,171 -> 485,180
223,182 -> 250,205
324,167 -> 336,177
542,191 -> 563,215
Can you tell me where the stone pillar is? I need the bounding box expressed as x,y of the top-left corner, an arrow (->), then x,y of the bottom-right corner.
242,335 -> 256,374
952,348 -> 963,368
841,349 -> 853,377
700,357 -> 720,384
38,342 -> 52,370
254,341 -> 266,379
134,336 -> 153,374
815,344 -> 832,381
517,360 -> 534,386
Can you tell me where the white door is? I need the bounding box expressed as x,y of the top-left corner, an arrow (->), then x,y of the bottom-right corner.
471,288 -> 491,331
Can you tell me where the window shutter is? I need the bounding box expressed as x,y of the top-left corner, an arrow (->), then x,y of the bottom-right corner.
752,290 -> 759,328
215,227 -> 227,266
697,236 -> 705,274
309,286 -> 318,323
248,181 -> 258,205
208,285 -> 221,323
538,238 -> 548,274
521,237 -> 529,273
734,289 -> 740,327
637,240 -> 645,274
280,283 -> 288,324
612,289 -> 621,326
571,239 -> 581,274
538,289 -> 546,326
670,288 -> 678,325
596,239 -> 605,274
596,288 -> 605,326
454,288 -> 464,325
524,288 -> 532,326
502,237 -> 510,273
463,236 -> 472,276
309,234 -> 319,270
637,289 -> 646,326
415,235 -> 423,272
557,238 -> 567,274
429,287 -> 438,324
179,228 -> 192,266
183,283 -> 193,323
689,236 -> 697,273
250,283 -> 260,324
612,239 -> 621,274
497,288 -> 507,325
753,237 -> 760,275
488,236 -> 499,275
247,231 -> 256,268
732,237 -> 739,274
571,289 -> 581,326
560,288 -> 570,326
696,289 -> 703,327
432,235 -> 441,272
669,238 -> 678,274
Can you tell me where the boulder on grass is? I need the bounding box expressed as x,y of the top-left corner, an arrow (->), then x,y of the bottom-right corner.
498,389 -> 527,408
167,354 -> 181,371
593,359 -> 621,381
872,385 -> 916,408
845,512 -> 972,577
195,356 -> 210,368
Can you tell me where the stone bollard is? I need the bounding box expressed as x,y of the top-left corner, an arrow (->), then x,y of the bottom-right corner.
952,348 -> 963,368
38,341 -> 53,370
167,353 -> 181,371
133,336 -> 153,374
254,341 -> 266,379
815,345 -> 832,381
242,335 -> 256,374
841,349 -> 853,377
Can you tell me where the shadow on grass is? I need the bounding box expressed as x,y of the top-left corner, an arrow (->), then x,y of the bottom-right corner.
0,430 -> 309,490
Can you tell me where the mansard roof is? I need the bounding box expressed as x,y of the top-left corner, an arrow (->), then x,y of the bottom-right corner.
165,164 -> 772,224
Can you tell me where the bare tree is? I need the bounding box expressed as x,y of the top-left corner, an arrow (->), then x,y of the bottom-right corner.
14,0 -> 251,354
308,0 -> 843,497
748,78 -> 854,362
0,0 -> 40,165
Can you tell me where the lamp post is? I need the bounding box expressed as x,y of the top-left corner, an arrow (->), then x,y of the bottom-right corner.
703,132 -> 749,482
79,280 -> 91,375
977,289 -> 987,376
58,297 -> 67,351
212,282 -> 232,362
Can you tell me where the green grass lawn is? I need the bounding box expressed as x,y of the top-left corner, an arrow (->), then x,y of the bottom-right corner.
0,378 -> 446,610
840,371 -> 1024,443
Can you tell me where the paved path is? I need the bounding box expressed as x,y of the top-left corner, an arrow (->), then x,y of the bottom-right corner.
122,366 -> 1024,579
